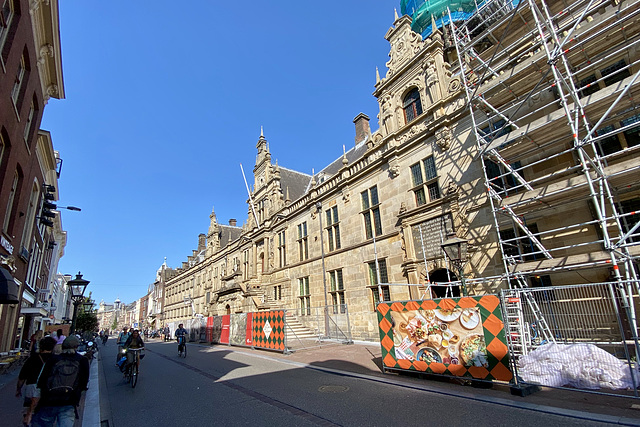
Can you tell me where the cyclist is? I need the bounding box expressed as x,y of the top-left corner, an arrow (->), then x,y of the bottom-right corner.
175,324 -> 188,356
115,327 -> 130,365
123,329 -> 145,373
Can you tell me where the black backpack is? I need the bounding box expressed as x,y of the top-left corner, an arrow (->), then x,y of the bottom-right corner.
45,357 -> 81,404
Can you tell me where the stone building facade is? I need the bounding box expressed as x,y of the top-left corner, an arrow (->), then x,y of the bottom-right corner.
162,1 -> 640,342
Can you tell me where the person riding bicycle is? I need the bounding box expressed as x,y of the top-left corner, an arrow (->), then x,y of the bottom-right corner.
175,324 -> 188,355
123,329 -> 145,371
115,327 -> 130,365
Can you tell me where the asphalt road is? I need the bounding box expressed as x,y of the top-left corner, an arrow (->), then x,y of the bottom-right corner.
98,339 -> 614,427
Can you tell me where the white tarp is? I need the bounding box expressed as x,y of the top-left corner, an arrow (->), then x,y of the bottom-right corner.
518,343 -> 638,390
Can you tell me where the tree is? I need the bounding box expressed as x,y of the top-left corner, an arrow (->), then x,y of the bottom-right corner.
76,310 -> 98,334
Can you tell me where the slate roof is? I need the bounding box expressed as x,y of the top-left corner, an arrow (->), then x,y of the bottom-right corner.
278,166 -> 312,202
219,224 -> 243,248
314,139 -> 369,186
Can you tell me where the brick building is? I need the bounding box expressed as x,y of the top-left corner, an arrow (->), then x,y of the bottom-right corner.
0,0 -> 65,351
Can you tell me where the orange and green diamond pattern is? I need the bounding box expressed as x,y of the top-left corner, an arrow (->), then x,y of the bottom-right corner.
377,295 -> 512,381
252,310 -> 285,352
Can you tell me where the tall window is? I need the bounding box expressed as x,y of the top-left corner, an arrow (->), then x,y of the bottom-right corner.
620,198 -> 640,243
601,59 -> 630,87
0,132 -> 5,170
594,125 -> 622,157
499,223 -> 542,262
278,230 -> 286,267
403,88 -> 423,124
410,156 -> 441,206
242,249 -> 249,280
273,284 -> 282,301
325,206 -> 341,251
3,170 -> 18,234
368,259 -> 390,308
0,0 -> 14,61
361,186 -> 382,239
298,277 -> 310,316
11,55 -> 25,106
485,159 -> 524,196
329,269 -> 345,314
21,182 -> 38,250
621,114 -> 640,147
297,222 -> 308,261
23,101 -> 35,143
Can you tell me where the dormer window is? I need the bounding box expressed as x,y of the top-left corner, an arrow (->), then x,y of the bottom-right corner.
403,88 -> 423,124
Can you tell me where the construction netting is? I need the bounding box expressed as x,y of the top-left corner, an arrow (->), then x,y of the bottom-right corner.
400,0 -> 476,37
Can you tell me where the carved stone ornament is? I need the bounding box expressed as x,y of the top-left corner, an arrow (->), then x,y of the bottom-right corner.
386,25 -> 424,76
448,77 -> 461,93
388,157 -> 400,178
435,126 -> 452,151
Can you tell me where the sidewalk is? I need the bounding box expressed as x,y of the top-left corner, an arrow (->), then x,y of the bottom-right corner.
199,339 -> 640,426
0,351 -> 100,427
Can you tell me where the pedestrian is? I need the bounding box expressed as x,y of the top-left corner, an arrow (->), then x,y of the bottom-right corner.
30,335 -> 90,427
53,329 -> 65,355
163,325 -> 170,342
16,336 -> 56,427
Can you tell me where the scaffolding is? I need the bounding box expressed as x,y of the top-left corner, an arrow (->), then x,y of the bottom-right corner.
447,0 -> 640,361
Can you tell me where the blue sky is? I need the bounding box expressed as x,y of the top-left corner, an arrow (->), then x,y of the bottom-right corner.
42,1 -> 400,306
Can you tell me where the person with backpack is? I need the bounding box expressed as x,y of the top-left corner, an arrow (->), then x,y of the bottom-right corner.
31,335 -> 90,427
16,336 -> 56,426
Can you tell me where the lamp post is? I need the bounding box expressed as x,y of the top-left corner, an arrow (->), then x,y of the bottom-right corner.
441,235 -> 469,297
316,202 -> 330,338
82,300 -> 93,314
68,272 -> 89,334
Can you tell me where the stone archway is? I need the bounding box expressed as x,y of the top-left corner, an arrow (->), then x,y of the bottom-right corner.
429,268 -> 461,298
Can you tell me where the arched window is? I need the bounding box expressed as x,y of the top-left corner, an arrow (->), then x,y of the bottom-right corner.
403,88 -> 423,124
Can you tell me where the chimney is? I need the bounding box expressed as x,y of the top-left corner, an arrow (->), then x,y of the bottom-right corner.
353,113 -> 371,145
229,219 -> 237,226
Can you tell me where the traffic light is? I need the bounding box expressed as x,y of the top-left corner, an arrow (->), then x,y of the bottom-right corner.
40,186 -> 56,227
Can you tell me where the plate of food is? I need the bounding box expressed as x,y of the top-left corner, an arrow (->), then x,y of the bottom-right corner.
434,308 -> 461,322
416,347 -> 442,364
398,314 -> 429,343
459,334 -> 488,367
460,308 -> 480,329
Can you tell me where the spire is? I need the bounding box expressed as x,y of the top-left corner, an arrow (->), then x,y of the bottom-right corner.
394,8 -> 399,21
376,66 -> 380,83
285,187 -> 291,202
260,126 -> 264,137
431,14 -> 438,35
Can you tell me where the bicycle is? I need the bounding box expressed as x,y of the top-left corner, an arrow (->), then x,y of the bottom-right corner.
177,336 -> 187,358
123,348 -> 144,388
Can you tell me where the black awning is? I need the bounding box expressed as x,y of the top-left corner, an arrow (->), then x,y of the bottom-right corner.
0,266 -> 19,304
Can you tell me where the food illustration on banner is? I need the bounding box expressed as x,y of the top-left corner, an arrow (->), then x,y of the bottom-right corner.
391,306 -> 487,367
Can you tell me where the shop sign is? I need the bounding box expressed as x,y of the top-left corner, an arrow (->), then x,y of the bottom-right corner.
1,236 -> 13,254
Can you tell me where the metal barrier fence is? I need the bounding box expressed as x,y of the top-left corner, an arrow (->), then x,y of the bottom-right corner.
286,305 -> 353,351
501,282 -> 639,397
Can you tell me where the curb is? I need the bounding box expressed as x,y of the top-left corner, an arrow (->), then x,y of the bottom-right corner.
82,352 -> 101,426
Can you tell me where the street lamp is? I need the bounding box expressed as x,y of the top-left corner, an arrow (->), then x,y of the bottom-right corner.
68,272 -> 89,334
82,300 -> 94,313
441,235 -> 469,297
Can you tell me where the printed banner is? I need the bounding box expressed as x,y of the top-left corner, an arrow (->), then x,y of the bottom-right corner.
230,313 -> 248,346
377,295 -> 512,381
220,315 -> 230,345
252,310 -> 285,352
210,316 -> 223,344
206,317 -> 214,343
245,312 -> 253,347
